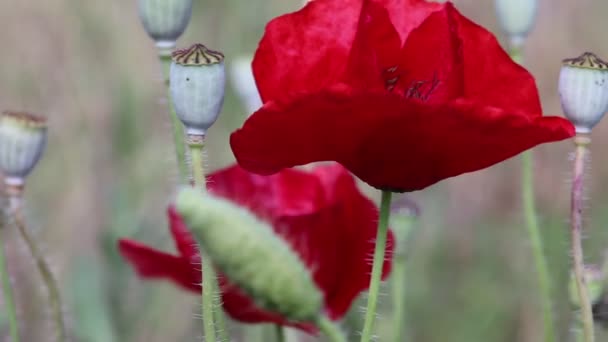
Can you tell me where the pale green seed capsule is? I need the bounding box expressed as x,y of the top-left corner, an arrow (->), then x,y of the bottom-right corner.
559,52 -> 608,134
137,0 -> 193,50
495,0 -> 538,45
0,111 -> 47,184
175,189 -> 323,322
170,44 -> 226,136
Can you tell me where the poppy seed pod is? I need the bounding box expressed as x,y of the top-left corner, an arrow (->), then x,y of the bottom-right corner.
495,0 -> 538,45
175,188 -> 323,322
170,44 -> 226,136
137,0 -> 193,50
0,111 -> 47,184
559,52 -> 608,133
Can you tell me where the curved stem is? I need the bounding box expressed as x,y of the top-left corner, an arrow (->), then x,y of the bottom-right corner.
160,55 -> 189,184
570,136 -> 594,342
12,205 -> 66,341
0,208 -> 20,342
360,190 -> 393,342
318,316 -> 346,342
521,151 -> 556,342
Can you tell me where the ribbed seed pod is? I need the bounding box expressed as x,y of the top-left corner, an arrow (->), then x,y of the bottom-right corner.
175,189 -> 323,322
559,52 -> 608,133
170,44 -> 226,136
137,0 -> 193,49
0,111 -> 47,183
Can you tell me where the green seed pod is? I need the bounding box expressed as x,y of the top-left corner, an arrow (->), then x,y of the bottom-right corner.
495,0 -> 538,46
137,0 -> 193,50
0,111 -> 47,184
175,189 -> 323,322
170,44 -> 226,136
569,265 -> 604,309
559,52 -> 608,134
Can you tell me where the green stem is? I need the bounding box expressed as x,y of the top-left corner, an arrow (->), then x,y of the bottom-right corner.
571,137 -> 594,342
274,325 -> 285,342
318,316 -> 347,342
392,255 -> 406,342
0,210 -> 20,342
188,142 -> 215,342
13,205 -> 67,341
160,55 -> 189,184
360,190 -> 393,342
521,151 -> 556,342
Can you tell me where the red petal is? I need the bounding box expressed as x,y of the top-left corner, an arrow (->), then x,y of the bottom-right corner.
167,206 -> 199,261
253,0 -> 363,102
398,3 -> 541,113
208,164 -> 327,218
344,0 -> 402,90
231,89 -> 574,191
118,239 -> 200,292
380,0 -> 444,42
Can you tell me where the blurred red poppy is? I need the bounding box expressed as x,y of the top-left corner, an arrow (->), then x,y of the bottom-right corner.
230,0 -> 574,192
118,163 -> 394,330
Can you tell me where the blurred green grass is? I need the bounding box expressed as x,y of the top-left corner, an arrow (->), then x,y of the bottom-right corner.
1,0 -> 608,341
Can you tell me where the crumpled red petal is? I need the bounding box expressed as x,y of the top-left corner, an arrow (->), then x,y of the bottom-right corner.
119,164 -> 394,329
253,0 -> 442,102
118,239 -> 200,292
231,88 -> 574,192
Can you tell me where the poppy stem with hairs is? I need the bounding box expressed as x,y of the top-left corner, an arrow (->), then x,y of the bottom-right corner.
318,316 -> 347,342
9,193 -> 67,342
187,135 -> 229,342
508,44 -> 557,342
160,54 -> 189,184
360,190 -> 393,342
570,134 -> 595,342
0,204 -> 20,342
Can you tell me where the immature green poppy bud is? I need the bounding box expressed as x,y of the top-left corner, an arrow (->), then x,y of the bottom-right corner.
569,265 -> 604,308
170,44 -> 226,136
495,0 -> 538,46
137,0 -> 193,50
0,111 -> 47,185
559,52 -> 608,133
175,189 -> 323,322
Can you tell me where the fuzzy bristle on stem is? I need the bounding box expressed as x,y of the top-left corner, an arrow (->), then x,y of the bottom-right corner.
570,134 -> 594,342
11,195 -> 67,342
186,134 -> 228,342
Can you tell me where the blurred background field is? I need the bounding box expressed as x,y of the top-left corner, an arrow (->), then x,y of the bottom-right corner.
1,0 -> 608,341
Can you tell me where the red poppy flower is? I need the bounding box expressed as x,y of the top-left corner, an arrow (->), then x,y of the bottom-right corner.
230,0 -> 574,192
118,163 -> 394,330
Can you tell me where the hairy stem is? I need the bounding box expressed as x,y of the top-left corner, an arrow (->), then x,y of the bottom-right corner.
0,205 -> 20,342
160,54 -> 189,184
360,190 -> 393,342
521,151 -> 556,342
12,203 -> 66,341
571,135 -> 594,342
187,138 -> 229,342
318,316 -> 346,342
